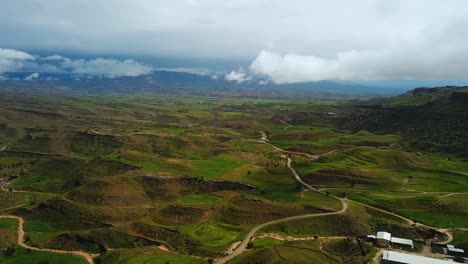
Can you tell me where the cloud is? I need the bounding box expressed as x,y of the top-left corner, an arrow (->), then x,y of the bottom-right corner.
0,47 -> 153,78
2,1 -> 468,64
25,72 -> 39,80
0,48 -> 35,74
0,48 -> 35,60
60,58 -> 153,77
225,70 -> 251,83
2,1 -> 468,81
249,46 -> 468,83
154,67 -> 211,75
41,55 -> 68,61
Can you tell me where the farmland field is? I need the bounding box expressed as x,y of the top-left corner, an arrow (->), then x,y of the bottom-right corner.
0,88 -> 467,263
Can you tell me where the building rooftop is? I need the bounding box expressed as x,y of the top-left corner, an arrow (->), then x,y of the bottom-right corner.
391,237 -> 414,248
377,231 -> 391,241
382,251 -> 453,264
447,244 -> 464,253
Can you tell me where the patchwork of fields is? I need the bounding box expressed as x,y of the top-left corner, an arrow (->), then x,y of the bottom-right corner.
0,91 -> 467,263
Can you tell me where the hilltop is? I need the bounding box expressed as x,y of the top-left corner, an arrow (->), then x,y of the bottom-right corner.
339,86 -> 468,157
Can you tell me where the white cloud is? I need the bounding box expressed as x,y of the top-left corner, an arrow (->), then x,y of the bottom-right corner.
225,70 -> 251,83
0,48 -> 35,60
250,46 -> 468,83
0,48 -> 35,73
154,67 -> 211,75
41,55 -> 68,61
60,58 -> 153,77
25,72 -> 39,80
0,48 -> 153,78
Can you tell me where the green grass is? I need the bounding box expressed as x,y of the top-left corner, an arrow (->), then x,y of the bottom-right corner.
97,248 -> 204,264
105,151 -> 159,172
178,223 -> 243,248
452,230 -> 468,250
128,255 -> 197,264
229,240 -> 340,264
252,237 -> 284,249
389,95 -> 432,107
349,192 -> 468,228
177,194 -> 222,205
0,218 -> 17,231
28,231 -> 59,245
299,191 -> 342,211
0,157 -> 19,166
263,203 -> 370,237
1,91 -> 467,262
11,157 -> 85,193
429,155 -> 468,173
24,220 -> 56,232
190,155 -> 246,179
0,247 -> 87,264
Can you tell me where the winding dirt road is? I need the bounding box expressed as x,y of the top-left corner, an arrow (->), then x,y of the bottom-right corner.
0,215 -> 95,264
215,201 -> 348,264
217,131 -> 458,263
215,134 -> 347,264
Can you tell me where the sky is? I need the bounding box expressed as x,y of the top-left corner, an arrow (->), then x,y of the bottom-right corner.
1,0 -> 468,84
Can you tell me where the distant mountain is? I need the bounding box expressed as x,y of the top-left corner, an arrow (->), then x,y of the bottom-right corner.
0,71 -> 405,98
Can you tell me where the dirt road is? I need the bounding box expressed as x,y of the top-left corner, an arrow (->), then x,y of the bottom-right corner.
217,131 -> 456,263
215,134 -> 348,264
215,201 -> 348,264
0,215 -> 96,264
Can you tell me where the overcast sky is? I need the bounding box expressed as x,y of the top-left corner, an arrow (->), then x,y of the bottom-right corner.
1,0 -> 468,83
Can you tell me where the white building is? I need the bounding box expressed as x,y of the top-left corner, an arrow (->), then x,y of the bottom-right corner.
376,231 -> 392,247
382,251 -> 453,264
445,244 -> 464,256
390,237 -> 414,249
371,231 -> 414,249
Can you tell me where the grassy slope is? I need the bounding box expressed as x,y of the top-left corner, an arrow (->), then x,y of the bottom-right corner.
0,90 -> 467,261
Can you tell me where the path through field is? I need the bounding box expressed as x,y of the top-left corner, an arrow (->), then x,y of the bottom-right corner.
215,133 -> 347,264
0,215 -> 96,264
216,130 -> 456,263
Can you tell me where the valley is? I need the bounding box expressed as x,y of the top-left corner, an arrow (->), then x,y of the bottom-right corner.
0,87 -> 467,263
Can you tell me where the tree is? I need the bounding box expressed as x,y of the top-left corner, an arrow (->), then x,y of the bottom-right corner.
3,246 -> 15,257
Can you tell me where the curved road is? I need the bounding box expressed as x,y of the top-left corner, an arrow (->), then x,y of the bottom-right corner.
217,131 -> 457,263
215,199 -> 347,264
265,130 -> 455,245
215,134 -> 347,264
0,215 -> 95,264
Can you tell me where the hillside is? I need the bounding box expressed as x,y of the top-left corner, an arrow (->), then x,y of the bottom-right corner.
339,86 -> 468,157
0,89 -> 467,264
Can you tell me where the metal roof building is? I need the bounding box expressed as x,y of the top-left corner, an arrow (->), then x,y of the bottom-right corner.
382,251 -> 453,264
446,244 -> 464,255
390,237 -> 414,248
377,231 -> 392,241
